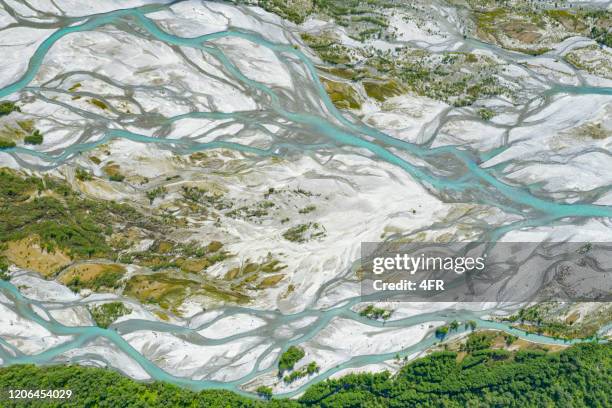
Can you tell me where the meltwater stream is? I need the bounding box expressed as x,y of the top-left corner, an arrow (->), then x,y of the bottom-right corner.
2,7 -> 611,220
0,1 -> 610,398
0,278 -> 595,399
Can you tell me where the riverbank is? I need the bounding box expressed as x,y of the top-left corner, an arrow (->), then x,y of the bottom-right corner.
0,342 -> 608,407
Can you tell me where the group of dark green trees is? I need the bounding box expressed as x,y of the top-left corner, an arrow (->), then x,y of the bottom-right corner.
0,342 -> 608,407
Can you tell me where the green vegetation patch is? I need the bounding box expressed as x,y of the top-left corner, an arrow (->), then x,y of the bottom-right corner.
554,9 -> 611,47
284,361 -> 320,383
0,119 -> 43,146
475,8 -> 507,34
226,200 -> 276,222
359,304 -> 392,320
120,240 -> 230,274
462,331 -> 496,352
75,167 -> 93,181
0,122 -> 44,148
147,186 -> 167,204
182,186 -> 233,212
565,45 -> 612,80
68,82 -> 82,92
88,98 -> 109,110
16,120 -> 34,133
0,169 -> 158,261
255,385 -> 273,400
298,205 -> 316,214
124,272 -> 195,312
312,39 -> 510,106
474,8 -> 545,46
590,25 -> 612,47
103,163 -> 125,182
435,320 -> 462,339
0,124 -> 26,142
301,32 -> 354,65
300,342 -> 611,407
471,3 -> 611,52
89,301 -> 131,328
123,253 -> 250,308
478,107 -> 495,121
257,274 -> 284,289
257,0 -> 313,24
0,256 -> 9,280
282,222 -> 326,243
253,0 -> 393,40
225,254 -> 286,279
201,282 -> 251,304
224,253 -> 287,292
310,0 -> 391,39
320,78 -> 361,109
24,129 -> 43,145
501,302 -> 611,340
0,364 -> 275,407
278,346 -> 305,373
302,23 -> 512,109
363,79 -> 405,102
73,269 -> 123,291
0,139 -> 15,149
0,101 -> 20,117
61,263 -> 126,292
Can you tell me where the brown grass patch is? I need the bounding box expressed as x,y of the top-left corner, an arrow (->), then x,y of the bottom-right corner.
4,235 -> 71,277
503,22 -> 541,44
178,258 -> 211,273
258,274 -> 284,289
124,273 -> 193,310
59,263 -> 125,285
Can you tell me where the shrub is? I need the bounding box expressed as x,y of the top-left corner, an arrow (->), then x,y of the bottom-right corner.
0,101 -> 19,116
24,129 -> 43,145
0,139 -> 16,149
89,302 -> 131,328
75,168 -> 93,181
278,346 -> 305,373
478,108 -> 495,121
435,325 -> 449,339
256,386 -> 273,400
